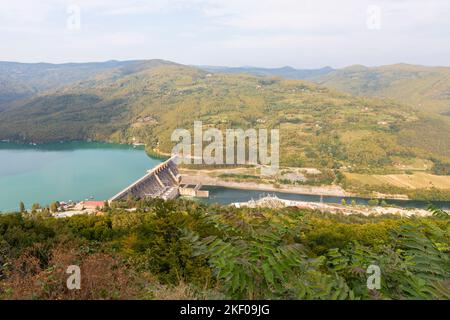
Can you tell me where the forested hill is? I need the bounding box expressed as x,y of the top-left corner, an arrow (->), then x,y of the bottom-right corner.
201,63 -> 450,117
311,64 -> 450,116
0,60 -> 449,172
0,60 -> 163,109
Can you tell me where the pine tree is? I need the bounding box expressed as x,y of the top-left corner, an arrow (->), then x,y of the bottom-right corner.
19,201 -> 25,213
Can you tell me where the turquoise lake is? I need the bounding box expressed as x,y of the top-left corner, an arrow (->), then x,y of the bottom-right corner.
0,142 -> 161,213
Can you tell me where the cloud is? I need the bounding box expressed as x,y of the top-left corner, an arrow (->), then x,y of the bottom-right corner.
0,0 -> 449,67
199,0 -> 450,34
97,32 -> 146,46
0,0 -> 55,24
75,0 -> 204,16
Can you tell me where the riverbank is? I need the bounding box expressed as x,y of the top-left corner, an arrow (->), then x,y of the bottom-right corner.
232,195 -> 434,217
180,168 -> 411,199
181,172 -> 347,197
180,166 -> 450,202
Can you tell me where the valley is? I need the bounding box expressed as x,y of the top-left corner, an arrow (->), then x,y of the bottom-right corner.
0,60 -> 449,201
2,0 -> 450,304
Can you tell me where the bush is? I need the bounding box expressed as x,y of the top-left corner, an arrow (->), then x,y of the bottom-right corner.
0,199 -> 448,300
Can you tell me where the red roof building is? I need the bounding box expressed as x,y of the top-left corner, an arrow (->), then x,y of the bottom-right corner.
80,201 -> 105,209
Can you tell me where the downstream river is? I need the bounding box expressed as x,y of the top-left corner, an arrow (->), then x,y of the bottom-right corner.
1,142 -> 449,213
201,186 -> 450,210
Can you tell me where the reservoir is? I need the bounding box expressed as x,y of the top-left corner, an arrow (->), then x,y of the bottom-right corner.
0,142 -> 161,213
0,142 -> 449,213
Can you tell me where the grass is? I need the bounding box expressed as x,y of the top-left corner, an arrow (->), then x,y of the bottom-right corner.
391,157 -> 433,171
340,130 -> 373,143
345,172 -> 450,189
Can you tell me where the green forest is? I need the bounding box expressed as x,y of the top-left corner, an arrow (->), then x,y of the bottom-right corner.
1,199 -> 448,300
1,60 -> 449,200
1,61 -> 449,172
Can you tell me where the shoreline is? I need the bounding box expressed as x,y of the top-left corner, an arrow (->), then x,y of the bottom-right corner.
182,174 -> 348,197
180,170 -> 413,201
232,196 -> 434,217
1,141 -> 447,205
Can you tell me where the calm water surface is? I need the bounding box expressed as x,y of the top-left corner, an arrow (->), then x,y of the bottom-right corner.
0,142 -> 161,212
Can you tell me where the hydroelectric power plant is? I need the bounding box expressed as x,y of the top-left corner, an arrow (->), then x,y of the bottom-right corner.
109,157 -> 208,203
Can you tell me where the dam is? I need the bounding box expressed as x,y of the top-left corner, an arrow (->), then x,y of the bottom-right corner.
109,157 -> 208,202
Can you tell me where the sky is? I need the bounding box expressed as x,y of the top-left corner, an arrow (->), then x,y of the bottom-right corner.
0,0 -> 449,68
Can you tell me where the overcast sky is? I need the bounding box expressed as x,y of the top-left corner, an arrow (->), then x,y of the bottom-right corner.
0,0 -> 449,68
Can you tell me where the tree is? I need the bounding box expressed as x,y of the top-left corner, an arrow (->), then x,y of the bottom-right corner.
19,201 -> 25,213
50,202 -> 59,213
347,139 -> 388,167
31,203 -> 41,213
427,203 -> 449,219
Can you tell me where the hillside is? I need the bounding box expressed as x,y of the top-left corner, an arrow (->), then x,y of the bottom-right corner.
312,64 -> 450,116
199,65 -> 334,80
0,60 -> 449,178
0,60 -> 144,110
202,63 -> 450,117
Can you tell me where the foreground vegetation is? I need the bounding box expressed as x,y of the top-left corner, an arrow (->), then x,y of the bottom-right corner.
1,199 -> 448,300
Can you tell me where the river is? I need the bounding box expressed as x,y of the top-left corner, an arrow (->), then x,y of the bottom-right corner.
0,142 -> 449,213
200,186 -> 450,210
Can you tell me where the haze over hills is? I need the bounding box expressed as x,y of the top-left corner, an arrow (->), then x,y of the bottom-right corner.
312,64 -> 450,116
0,60 -> 147,110
202,63 -> 450,117
3,60 -> 450,116
0,59 -> 449,180
199,65 -> 334,80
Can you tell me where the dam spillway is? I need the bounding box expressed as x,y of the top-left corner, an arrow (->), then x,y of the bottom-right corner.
109,157 -> 181,202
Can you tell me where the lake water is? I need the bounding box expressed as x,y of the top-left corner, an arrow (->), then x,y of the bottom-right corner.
1,142 -> 448,213
0,142 -> 161,212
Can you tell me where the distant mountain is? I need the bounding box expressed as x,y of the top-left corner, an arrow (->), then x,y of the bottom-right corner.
0,60 -> 449,172
311,63 -> 450,115
0,60 -> 155,110
0,59 -> 177,140
199,65 -> 334,80
201,63 -> 450,117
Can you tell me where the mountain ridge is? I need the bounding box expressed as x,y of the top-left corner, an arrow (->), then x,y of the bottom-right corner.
198,65 -> 335,80
198,63 -> 450,116
0,59 -> 176,110
0,60 -> 449,174
311,63 -> 450,115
